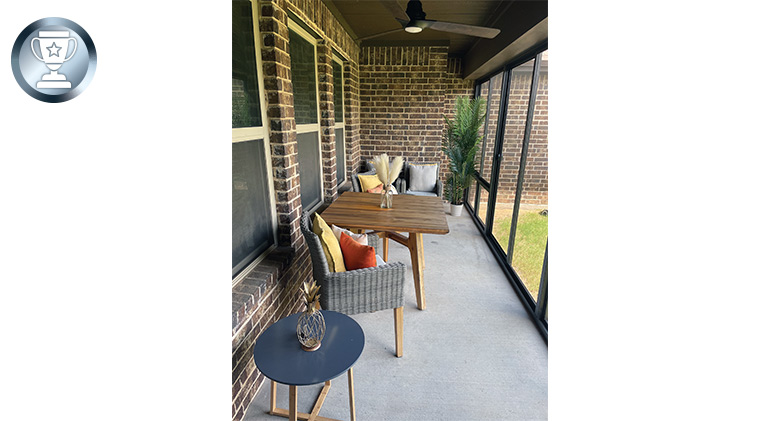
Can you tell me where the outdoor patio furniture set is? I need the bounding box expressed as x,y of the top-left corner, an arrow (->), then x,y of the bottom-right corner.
255,180 -> 450,421
352,161 -> 443,198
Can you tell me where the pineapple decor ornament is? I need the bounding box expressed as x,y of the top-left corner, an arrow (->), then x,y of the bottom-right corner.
296,280 -> 326,351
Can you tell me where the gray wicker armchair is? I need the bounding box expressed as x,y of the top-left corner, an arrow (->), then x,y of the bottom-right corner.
301,211 -> 406,357
398,162 -> 443,197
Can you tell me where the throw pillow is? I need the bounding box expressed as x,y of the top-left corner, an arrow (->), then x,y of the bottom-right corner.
311,213 -> 346,273
339,232 -> 377,270
366,184 -> 383,194
358,174 -> 383,192
408,163 -> 438,192
331,225 -> 368,246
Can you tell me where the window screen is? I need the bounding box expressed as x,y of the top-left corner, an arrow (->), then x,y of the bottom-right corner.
232,0 -> 262,128
232,140 -> 274,276
289,30 -> 318,125
298,131 -> 322,211
335,128 -> 345,185
333,59 -> 344,122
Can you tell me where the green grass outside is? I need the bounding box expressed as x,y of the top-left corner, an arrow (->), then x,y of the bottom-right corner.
490,208 -> 547,299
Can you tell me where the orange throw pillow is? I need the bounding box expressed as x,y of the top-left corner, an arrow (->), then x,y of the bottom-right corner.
367,184 -> 384,194
339,232 -> 377,270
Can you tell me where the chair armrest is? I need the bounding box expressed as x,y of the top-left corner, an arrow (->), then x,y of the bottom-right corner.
322,262 -> 406,314
436,180 -> 443,197
399,178 -> 407,194
367,233 -> 380,248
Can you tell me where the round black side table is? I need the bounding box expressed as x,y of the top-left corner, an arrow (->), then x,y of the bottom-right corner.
253,310 -> 365,421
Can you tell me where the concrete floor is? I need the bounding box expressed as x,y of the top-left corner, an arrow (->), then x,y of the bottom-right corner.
244,213 -> 548,421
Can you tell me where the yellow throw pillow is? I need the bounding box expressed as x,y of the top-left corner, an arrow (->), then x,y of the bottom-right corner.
311,213 -> 346,273
357,174 -> 383,192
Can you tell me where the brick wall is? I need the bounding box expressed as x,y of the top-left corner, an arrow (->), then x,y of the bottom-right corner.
286,0 -> 362,183
359,46 -> 474,179
317,41 -> 337,201
344,60 -> 361,176
231,1 -> 360,421
231,249 -> 306,421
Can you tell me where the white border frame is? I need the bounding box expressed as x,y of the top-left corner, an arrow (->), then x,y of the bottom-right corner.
289,20 -> 325,213
232,0 -> 277,286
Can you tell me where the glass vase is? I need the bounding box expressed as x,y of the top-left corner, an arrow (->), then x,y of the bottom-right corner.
380,184 -> 393,208
297,304 -> 325,351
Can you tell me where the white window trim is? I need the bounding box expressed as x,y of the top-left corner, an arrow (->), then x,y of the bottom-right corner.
289,20 -> 325,212
232,0 -> 277,286
332,55 -> 347,188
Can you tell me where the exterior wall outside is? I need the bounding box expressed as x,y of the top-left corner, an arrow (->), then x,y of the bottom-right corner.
317,41 -> 337,201
358,46 -> 474,181
231,249 -> 306,421
231,1 -> 359,421
344,60 -> 361,176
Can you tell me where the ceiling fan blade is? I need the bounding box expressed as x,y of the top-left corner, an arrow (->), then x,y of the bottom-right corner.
379,0 -> 410,25
418,20 -> 501,39
358,28 -> 407,41
395,17 -> 410,27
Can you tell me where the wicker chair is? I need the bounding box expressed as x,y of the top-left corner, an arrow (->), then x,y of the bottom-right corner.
301,211 -> 406,357
351,166 -> 403,193
398,162 -> 443,197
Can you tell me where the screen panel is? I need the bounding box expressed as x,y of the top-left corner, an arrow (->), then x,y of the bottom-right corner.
232,0 -> 262,128
333,59 -> 344,122
232,140 -> 274,275
289,30 -> 318,125
298,131 -> 322,210
335,127 -> 345,184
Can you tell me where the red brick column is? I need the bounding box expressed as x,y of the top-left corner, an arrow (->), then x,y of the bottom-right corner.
344,59 -> 361,176
317,40 -> 338,201
259,0 -> 302,250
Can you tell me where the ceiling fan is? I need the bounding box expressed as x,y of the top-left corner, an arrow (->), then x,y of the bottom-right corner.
379,0 -> 501,39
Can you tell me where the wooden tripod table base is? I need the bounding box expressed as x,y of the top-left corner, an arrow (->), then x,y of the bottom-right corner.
269,368 -> 356,421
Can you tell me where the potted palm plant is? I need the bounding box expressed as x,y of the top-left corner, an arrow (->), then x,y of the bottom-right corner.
442,96 -> 486,216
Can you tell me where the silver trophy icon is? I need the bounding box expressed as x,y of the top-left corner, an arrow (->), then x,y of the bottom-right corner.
31,30 -> 77,88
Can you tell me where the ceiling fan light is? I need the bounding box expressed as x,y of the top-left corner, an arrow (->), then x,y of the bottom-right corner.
404,24 -> 423,34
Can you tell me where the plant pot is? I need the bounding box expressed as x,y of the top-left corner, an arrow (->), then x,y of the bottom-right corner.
450,203 -> 464,217
443,201 -> 450,213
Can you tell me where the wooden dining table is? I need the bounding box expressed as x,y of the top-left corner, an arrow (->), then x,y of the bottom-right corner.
321,191 -> 450,310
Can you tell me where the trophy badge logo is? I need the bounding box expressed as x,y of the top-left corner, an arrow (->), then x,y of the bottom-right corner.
11,18 -> 97,103
31,31 -> 78,88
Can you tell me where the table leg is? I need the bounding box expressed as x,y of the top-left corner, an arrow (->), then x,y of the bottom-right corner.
268,381 -> 341,421
348,368 -> 356,421
419,234 -> 425,271
309,380 -> 331,419
409,232 -> 426,310
270,381 -> 277,412
289,385 -> 297,421
394,307 -> 403,357
382,232 -> 389,262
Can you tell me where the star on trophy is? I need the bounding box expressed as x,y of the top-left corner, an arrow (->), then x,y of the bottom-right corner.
31,31 -> 77,89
